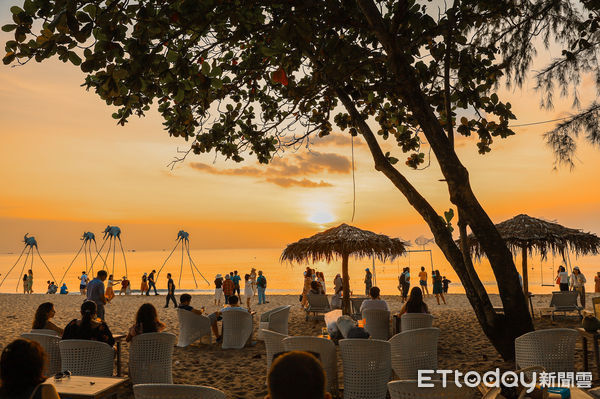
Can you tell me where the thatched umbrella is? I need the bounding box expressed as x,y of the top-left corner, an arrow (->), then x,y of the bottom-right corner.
281,223 -> 407,315
465,214 -> 600,296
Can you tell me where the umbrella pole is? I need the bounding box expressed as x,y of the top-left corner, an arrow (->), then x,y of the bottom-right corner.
342,253 -> 351,315
521,245 -> 529,297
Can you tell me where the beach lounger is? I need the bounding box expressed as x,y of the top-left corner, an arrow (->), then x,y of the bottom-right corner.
257,305 -> 291,340
21,333 -> 61,375
547,291 -> 583,320
362,309 -> 391,340
305,294 -> 331,321
400,313 -> 434,332
176,308 -> 212,347
389,328 -> 439,380
515,328 -> 578,373
388,380 -> 470,399
340,339 -> 392,399
30,328 -> 59,336
59,339 -> 114,376
262,329 -> 287,371
133,384 -> 226,399
283,336 -> 339,396
350,297 -> 368,320
221,309 -> 253,349
129,332 -> 176,384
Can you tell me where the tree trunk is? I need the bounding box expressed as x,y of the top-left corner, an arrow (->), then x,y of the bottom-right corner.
341,253 -> 351,315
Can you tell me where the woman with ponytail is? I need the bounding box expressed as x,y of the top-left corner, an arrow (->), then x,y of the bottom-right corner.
125,303 -> 165,342
62,301 -> 115,346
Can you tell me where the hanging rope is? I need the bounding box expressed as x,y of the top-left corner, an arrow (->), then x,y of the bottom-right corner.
351,134 -> 356,222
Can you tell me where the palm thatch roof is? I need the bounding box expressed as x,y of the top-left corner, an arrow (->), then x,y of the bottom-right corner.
281,223 -> 408,263
465,214 -> 600,259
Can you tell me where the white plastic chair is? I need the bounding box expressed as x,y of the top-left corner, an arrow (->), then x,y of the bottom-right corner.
305,295 -> 331,321
400,313 -> 434,331
389,328 -> 439,379
362,309 -> 391,340
21,333 -> 61,375
30,329 -> 59,336
340,339 -> 392,399
258,305 -> 291,339
133,384 -> 226,399
388,380 -> 471,399
177,309 -> 212,347
262,329 -> 287,371
59,339 -> 114,376
129,332 -> 176,384
221,309 -> 253,349
283,336 -> 339,396
515,328 -> 578,372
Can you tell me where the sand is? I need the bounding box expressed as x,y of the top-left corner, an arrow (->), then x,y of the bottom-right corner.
0,292 -> 594,398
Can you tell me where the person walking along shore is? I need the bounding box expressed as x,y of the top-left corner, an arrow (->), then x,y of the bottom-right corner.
165,273 -> 177,308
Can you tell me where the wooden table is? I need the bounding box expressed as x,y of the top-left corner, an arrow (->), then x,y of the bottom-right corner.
578,328 -> 600,378
51,376 -> 127,399
113,334 -> 126,377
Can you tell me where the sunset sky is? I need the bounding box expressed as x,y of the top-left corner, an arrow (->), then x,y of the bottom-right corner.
1,4 -> 600,261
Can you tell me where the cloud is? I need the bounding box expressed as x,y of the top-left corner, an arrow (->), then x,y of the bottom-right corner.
189,150 -> 352,188
310,133 -> 366,148
265,177 -> 333,188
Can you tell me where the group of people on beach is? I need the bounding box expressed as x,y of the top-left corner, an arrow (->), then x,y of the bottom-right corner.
213,268 -> 268,312
395,266 -> 450,306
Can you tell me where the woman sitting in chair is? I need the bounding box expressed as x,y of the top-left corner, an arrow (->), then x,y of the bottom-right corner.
126,303 -> 166,342
397,287 -> 429,317
62,301 -> 115,346
32,302 -> 63,335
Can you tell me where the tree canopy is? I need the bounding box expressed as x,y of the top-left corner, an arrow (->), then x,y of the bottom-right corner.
5,0 -> 587,359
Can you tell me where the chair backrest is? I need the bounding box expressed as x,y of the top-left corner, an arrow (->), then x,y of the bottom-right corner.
362,309 -> 391,340
515,328 -> 578,372
340,339 -> 391,399
594,297 -> 600,319
260,306 -> 287,322
336,315 -> 356,339
267,305 -> 291,335
262,330 -> 288,371
400,313 -> 434,332
388,380 -> 471,399
129,332 -> 177,384
221,309 -> 253,349
350,298 -> 367,317
550,292 -> 579,309
283,336 -> 338,396
133,384 -> 226,399
389,328 -> 439,379
30,329 -> 60,336
21,333 -> 61,375
177,309 -> 211,347
59,339 -> 114,376
308,295 -> 331,311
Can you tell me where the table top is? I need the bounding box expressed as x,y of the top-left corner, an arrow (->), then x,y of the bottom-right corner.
51,376 -> 127,397
113,333 -> 126,341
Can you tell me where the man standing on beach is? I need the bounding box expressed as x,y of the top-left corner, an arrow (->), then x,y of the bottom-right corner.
147,269 -> 158,295
418,266 -> 429,296
165,273 -> 177,308
257,270 -> 267,305
232,270 -> 242,301
86,270 -> 107,321
79,271 -> 88,295
222,274 -> 235,305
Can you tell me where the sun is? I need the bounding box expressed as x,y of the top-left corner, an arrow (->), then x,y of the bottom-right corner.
306,201 -> 336,225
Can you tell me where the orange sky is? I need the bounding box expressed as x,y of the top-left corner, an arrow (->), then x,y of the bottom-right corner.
1,5 -> 600,256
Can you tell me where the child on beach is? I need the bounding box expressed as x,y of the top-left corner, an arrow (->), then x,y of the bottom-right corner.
442,276 -> 451,293
140,273 -> 148,295
79,271 -> 88,295
418,266 -> 429,295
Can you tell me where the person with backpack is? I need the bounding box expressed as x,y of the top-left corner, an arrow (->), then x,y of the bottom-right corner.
257,270 -> 268,305
398,267 -> 410,302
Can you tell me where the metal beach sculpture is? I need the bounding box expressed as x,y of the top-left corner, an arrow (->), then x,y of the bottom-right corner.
0,234 -> 58,291
86,225 -> 128,278
58,232 -> 105,286
156,230 -> 209,288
